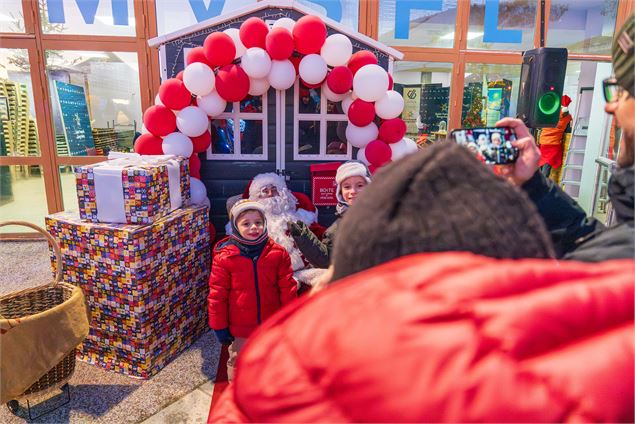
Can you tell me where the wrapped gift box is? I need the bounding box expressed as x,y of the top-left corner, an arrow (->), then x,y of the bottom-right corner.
75,153 -> 190,225
46,205 -> 210,379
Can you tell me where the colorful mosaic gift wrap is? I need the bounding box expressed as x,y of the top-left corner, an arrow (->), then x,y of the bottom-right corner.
74,156 -> 190,225
46,205 -> 210,378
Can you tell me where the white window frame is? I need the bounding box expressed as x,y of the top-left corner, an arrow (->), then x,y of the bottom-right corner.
206,92 -> 268,161
293,81 -> 352,161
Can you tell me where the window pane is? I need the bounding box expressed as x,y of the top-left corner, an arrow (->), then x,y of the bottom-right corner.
155,0 -> 253,36
468,0 -> 536,51
240,120 -> 263,155
40,0 -> 135,36
0,165 -> 47,230
326,121 -> 348,156
298,121 -> 319,155
59,165 -> 79,211
211,119 -> 233,154
547,0 -> 618,55
1,49 -> 41,157
296,0 -> 359,31
46,51 -> 142,156
327,99 -> 343,115
1,0 -> 24,33
379,0 -> 457,48
462,63 -> 521,128
240,95 -> 263,113
393,61 -> 452,141
299,84 -> 320,114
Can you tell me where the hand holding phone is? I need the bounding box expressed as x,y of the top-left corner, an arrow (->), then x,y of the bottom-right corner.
450,127 -> 519,165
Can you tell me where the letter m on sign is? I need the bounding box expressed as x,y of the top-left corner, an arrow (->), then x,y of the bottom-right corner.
47,0 -> 129,26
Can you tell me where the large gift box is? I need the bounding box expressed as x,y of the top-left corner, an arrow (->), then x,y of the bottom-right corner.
75,153 -> 190,225
46,205 -> 210,379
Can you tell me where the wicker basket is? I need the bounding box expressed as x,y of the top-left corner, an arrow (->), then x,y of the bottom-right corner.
0,221 -> 79,400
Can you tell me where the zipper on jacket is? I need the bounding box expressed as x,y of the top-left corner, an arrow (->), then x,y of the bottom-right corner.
252,256 -> 261,324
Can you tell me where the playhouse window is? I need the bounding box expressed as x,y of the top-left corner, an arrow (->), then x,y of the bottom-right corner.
207,93 -> 268,160
293,81 -> 351,161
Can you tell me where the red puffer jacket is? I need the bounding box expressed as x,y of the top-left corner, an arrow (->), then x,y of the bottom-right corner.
208,237 -> 297,338
210,252 -> 635,422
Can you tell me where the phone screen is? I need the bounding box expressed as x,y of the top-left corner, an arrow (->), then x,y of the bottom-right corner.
451,127 -> 518,165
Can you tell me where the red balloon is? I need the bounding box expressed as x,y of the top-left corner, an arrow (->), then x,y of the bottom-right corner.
143,105 -> 176,137
239,17 -> 269,49
189,154 -> 201,179
300,79 -> 324,89
204,32 -> 236,68
186,46 -> 209,66
265,27 -> 294,60
191,130 -> 211,153
293,15 -> 327,54
159,78 -> 191,110
134,133 -> 164,155
365,139 -> 392,166
215,64 -> 250,102
327,66 -> 353,94
348,51 -> 378,76
388,73 -> 393,90
379,118 -> 407,144
347,99 -> 375,127
290,55 -> 302,74
368,164 -> 378,174
176,71 -> 184,81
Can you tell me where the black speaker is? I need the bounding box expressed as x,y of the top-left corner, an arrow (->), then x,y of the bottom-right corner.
517,47 -> 568,128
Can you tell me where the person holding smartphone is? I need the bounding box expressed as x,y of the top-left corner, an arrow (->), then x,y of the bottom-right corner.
496,14 -> 634,262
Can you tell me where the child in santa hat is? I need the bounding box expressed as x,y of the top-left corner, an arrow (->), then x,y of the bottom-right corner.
208,199 -> 297,380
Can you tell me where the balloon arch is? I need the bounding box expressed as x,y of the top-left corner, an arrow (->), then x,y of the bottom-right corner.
136,14 -> 417,202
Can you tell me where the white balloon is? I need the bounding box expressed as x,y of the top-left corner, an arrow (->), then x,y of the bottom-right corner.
273,17 -> 295,32
356,146 -> 370,165
268,60 -> 296,90
223,28 -> 246,59
403,137 -> 418,154
190,177 -> 208,204
341,93 -> 355,114
241,47 -> 272,79
299,54 -> 327,85
322,82 -> 347,102
162,132 -> 194,157
389,138 -> 409,161
249,77 -> 270,95
197,90 -> 227,117
345,122 -> 378,148
353,64 -> 389,102
154,94 -> 163,106
176,106 -> 209,137
320,34 -> 353,67
183,62 -> 215,96
375,90 -> 405,120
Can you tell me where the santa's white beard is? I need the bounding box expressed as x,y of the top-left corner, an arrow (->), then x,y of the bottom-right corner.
257,189 -> 297,215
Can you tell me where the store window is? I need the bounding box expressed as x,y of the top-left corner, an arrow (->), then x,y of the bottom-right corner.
0,0 -> 24,33
378,0 -> 457,48
1,48 -> 40,157
294,81 -> 350,160
392,61 -> 453,142
45,50 -> 142,156
547,0 -> 619,55
462,63 -> 521,128
208,94 -> 267,160
39,0 -> 135,36
468,0 -> 536,51
296,0 -> 359,31
59,165 -> 79,211
0,165 -> 48,230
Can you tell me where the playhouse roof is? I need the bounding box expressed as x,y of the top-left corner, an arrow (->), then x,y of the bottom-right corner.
148,0 -> 404,60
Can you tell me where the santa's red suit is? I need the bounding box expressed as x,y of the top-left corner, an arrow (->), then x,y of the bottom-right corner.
226,173 -> 326,286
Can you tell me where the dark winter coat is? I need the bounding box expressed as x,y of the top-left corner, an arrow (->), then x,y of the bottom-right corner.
208,237 -> 297,338
522,167 -> 634,261
209,252 -> 635,422
290,215 -> 341,269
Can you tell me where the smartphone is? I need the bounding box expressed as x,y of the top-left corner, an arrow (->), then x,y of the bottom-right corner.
450,127 -> 518,165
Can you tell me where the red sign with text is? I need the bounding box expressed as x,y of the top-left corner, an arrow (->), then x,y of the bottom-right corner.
310,162 -> 341,206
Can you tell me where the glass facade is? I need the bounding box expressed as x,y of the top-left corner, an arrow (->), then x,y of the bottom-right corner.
0,0 -> 24,33
45,50 -> 142,156
0,165 -> 48,230
40,0 -> 136,36
468,0 -> 537,51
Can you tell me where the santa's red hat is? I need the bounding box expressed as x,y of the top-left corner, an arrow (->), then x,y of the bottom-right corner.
561,94 -> 572,113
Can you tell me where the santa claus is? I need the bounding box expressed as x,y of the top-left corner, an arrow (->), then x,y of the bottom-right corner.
226,172 -> 326,287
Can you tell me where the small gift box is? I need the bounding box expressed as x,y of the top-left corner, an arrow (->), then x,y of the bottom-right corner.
75,152 -> 190,224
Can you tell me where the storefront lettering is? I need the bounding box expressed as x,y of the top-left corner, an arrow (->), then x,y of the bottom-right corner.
47,0 -> 129,25
394,0 -> 521,43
